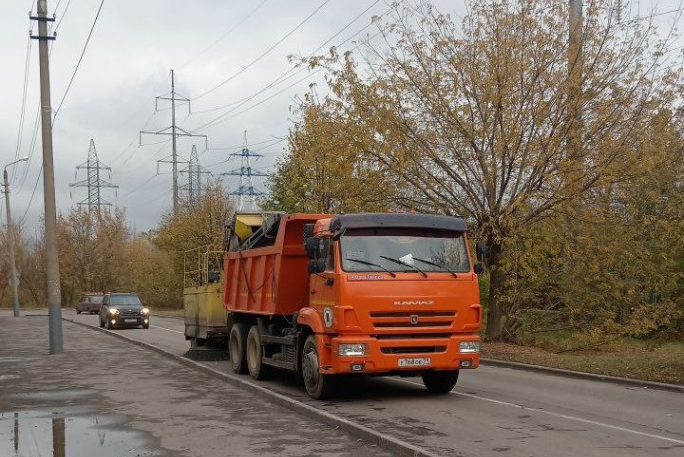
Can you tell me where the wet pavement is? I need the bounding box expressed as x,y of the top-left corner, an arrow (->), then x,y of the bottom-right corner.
0,315 -> 394,457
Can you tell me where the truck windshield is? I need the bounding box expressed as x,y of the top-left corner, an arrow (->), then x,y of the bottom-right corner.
339,228 -> 471,274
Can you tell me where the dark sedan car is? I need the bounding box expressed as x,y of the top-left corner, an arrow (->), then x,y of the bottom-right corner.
99,292 -> 150,330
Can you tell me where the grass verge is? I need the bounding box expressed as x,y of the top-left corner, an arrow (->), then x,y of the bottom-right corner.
482,340 -> 684,385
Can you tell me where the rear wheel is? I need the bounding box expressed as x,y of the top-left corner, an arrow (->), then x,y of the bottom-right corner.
228,323 -> 249,374
76,309 -> 81,315
246,325 -> 270,380
301,335 -> 336,399
422,370 -> 459,394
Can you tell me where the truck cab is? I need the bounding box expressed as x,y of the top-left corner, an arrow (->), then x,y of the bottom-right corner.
299,213 -> 482,397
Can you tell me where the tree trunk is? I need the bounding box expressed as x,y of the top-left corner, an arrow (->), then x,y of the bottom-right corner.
485,240 -> 506,341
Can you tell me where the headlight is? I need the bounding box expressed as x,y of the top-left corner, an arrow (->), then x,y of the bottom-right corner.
459,341 -> 480,353
141,308 -> 150,315
108,309 -> 119,315
338,343 -> 365,356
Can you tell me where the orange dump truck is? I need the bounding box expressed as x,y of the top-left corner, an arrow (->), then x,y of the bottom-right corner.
219,212 -> 483,399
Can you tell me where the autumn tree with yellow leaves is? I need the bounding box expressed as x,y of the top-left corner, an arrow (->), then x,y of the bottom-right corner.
272,0 -> 682,340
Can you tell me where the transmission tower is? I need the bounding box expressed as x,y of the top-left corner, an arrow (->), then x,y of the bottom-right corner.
179,145 -> 209,208
140,69 -> 207,215
221,131 -> 268,211
69,139 -> 118,214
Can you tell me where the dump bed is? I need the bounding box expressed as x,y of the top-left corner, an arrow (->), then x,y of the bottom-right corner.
223,213 -> 328,316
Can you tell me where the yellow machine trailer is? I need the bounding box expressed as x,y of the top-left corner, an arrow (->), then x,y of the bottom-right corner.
183,213 -> 274,355
183,248 -> 227,354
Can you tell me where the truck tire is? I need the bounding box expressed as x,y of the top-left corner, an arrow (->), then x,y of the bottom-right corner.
422,370 -> 459,394
246,325 -> 271,380
301,335 -> 336,400
229,323 -> 249,374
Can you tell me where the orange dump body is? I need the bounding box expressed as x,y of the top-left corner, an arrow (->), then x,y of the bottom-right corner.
223,214 -> 329,315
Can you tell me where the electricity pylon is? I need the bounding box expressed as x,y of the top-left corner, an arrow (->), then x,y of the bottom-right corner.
69,139 -> 117,214
221,131 -> 267,211
140,70 -> 207,215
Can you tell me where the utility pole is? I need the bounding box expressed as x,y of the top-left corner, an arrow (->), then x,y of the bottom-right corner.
31,0 -> 62,353
567,0 -> 583,161
70,139 -> 118,215
222,131 -> 268,211
3,157 -> 29,317
140,70 -> 206,216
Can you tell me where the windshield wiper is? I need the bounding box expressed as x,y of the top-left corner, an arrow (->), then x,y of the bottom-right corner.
378,255 -> 428,278
412,257 -> 459,278
345,258 -> 397,278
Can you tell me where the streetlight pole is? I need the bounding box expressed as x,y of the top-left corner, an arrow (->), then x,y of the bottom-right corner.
3,157 -> 29,317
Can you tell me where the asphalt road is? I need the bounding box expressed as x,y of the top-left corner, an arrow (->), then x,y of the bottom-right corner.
65,310 -> 684,457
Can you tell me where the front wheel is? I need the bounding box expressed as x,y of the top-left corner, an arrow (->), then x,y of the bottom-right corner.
99,317 -> 105,328
301,335 -> 336,400
107,320 -> 114,330
422,370 -> 459,394
76,309 -> 81,315
228,323 -> 249,374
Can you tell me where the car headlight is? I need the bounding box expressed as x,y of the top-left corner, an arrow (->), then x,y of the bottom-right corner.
141,308 -> 149,315
338,343 -> 365,356
459,341 -> 480,353
108,309 -> 119,315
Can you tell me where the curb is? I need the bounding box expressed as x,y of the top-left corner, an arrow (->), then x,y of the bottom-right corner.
64,317 -> 442,457
481,358 -> 684,393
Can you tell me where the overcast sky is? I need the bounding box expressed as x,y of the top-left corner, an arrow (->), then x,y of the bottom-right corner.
1,0 -> 681,238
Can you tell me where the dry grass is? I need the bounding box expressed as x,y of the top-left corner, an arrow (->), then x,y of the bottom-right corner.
482,340 -> 684,384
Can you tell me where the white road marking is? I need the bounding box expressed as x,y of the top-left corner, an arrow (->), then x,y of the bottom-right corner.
150,325 -> 184,334
397,379 -> 684,445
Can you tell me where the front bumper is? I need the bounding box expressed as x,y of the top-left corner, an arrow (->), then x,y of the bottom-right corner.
318,334 -> 480,375
109,315 -> 149,327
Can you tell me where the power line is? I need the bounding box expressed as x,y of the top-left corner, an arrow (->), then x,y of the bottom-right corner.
11,37 -> 33,184
192,2 -> 387,132
192,0 -> 382,117
178,0 -> 270,70
53,0 -> 106,122
54,0 -> 73,32
19,167 -> 42,228
193,0 -> 333,100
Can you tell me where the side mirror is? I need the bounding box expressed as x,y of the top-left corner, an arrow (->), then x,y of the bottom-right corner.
475,241 -> 487,262
308,259 -> 326,274
304,237 -> 319,260
474,262 -> 485,275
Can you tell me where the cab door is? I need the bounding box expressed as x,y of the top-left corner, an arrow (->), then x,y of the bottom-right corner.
308,238 -> 337,330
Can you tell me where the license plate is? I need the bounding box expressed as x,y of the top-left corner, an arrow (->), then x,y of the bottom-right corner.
398,357 -> 431,367
124,319 -> 138,323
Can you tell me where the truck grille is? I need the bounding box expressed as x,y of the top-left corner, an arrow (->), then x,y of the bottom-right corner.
380,346 -> 446,354
370,311 -> 456,330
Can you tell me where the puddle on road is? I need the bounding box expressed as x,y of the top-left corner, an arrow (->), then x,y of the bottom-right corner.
0,411 -> 157,457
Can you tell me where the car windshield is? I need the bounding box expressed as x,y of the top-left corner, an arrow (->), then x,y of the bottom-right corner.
109,295 -> 142,306
339,228 -> 471,274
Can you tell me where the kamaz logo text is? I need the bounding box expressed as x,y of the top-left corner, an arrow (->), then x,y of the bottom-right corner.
393,300 -> 434,306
